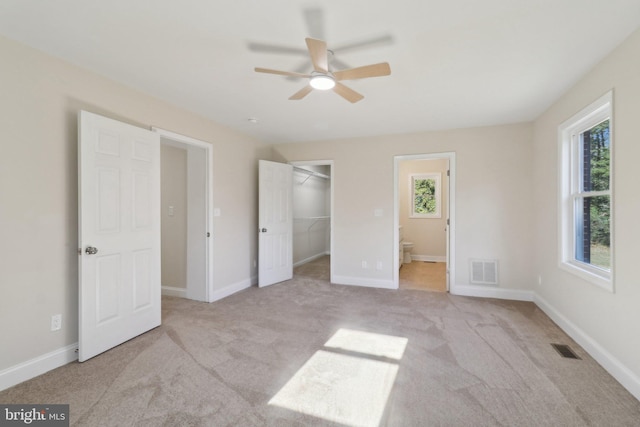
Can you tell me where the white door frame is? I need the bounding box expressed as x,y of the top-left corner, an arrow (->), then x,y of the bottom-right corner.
393,152 -> 456,291
289,160 -> 334,284
152,127 -> 214,302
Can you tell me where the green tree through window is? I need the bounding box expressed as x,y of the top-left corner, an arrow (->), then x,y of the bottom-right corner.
414,178 -> 436,214
411,173 -> 441,218
578,119 -> 610,269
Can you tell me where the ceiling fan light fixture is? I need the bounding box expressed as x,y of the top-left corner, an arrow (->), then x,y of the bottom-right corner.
309,74 -> 335,90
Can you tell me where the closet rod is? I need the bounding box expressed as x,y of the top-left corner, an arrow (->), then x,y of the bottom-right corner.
293,166 -> 330,180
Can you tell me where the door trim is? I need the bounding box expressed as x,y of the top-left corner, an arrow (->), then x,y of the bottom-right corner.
152,127 -> 214,302
289,160 -> 334,285
393,152 -> 456,291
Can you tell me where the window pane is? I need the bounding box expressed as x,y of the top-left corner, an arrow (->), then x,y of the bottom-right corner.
575,195 -> 610,269
581,119 -> 610,192
414,178 -> 436,214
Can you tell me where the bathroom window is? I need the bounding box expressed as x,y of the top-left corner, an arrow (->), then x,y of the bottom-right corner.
559,90 -> 613,291
410,173 -> 441,218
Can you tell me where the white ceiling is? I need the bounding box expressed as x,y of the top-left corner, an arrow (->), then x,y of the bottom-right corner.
1,1 -> 639,143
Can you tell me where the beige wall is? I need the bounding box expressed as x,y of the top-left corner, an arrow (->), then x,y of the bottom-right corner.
272,122 -> 534,290
532,29 -> 640,383
0,35 -> 266,371
399,158 -> 448,260
161,145 -> 187,288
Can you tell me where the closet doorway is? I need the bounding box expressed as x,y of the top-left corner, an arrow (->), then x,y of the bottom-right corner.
393,153 -> 456,292
290,160 -> 333,283
154,128 -> 214,302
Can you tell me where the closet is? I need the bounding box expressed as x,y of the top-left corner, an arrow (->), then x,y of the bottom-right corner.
292,165 -> 331,267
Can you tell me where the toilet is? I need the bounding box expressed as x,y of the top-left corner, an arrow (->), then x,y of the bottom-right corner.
402,241 -> 414,264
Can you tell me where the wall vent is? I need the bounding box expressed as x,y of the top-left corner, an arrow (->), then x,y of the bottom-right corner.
469,259 -> 498,285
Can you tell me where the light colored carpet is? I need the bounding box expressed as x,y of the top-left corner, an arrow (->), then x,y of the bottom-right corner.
1,256 -> 639,426
399,261 -> 447,292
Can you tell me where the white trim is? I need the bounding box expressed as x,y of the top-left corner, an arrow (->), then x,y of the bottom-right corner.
152,127 -> 215,302
210,278 -> 253,302
293,252 -> 328,268
332,275 -> 396,290
394,152 -> 456,292
411,255 -> 446,263
451,285 -> 534,302
289,160 -> 334,284
534,293 -> 640,401
161,286 -> 187,298
0,343 -> 78,392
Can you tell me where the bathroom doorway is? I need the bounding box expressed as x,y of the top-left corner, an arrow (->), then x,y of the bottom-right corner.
393,153 -> 455,291
289,160 -> 333,283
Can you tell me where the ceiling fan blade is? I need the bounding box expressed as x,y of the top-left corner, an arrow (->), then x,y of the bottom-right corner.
306,38 -> 329,73
333,83 -> 364,103
254,67 -> 310,79
289,85 -> 313,100
333,34 -> 394,54
333,63 -> 391,81
247,42 -> 307,56
303,8 -> 325,39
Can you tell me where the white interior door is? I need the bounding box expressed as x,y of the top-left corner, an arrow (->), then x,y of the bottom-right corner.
78,111 -> 161,362
259,160 -> 293,287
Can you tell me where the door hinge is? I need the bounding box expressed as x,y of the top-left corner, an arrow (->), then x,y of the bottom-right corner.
207,232 -> 210,237
78,248 -> 82,255
447,218 -> 450,225
447,170 -> 450,177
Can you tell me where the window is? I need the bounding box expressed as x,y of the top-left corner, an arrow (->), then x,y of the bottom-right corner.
559,91 -> 613,291
410,173 -> 441,218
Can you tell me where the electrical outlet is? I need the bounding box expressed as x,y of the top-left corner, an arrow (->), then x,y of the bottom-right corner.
361,261 -> 368,269
376,261 -> 383,271
51,314 -> 62,331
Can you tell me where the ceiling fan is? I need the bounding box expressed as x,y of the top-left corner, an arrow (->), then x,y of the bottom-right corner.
255,37 -> 391,103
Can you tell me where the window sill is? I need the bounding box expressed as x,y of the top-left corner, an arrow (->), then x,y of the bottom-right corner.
559,260 -> 613,293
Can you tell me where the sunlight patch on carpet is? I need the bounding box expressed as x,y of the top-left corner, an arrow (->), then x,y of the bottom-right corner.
324,328 -> 408,360
269,329 -> 407,426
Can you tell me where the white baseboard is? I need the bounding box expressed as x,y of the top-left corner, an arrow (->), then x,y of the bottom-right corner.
209,278 -> 253,302
293,252 -> 328,268
332,275 -> 396,290
161,285 -> 187,298
534,293 -> 640,401
411,254 -> 446,263
0,343 -> 78,392
451,284 -> 534,302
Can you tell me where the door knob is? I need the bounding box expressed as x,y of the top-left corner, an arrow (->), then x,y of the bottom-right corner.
85,246 -> 99,255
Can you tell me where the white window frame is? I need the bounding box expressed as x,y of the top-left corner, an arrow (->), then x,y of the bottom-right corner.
558,90 -> 614,292
410,173 -> 441,218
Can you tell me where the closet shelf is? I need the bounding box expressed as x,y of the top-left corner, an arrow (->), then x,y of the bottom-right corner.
294,216 -> 330,231
293,166 -> 330,184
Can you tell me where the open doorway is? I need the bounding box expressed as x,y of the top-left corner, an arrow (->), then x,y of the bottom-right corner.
290,161 -> 333,283
154,128 -> 213,302
394,153 -> 455,291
